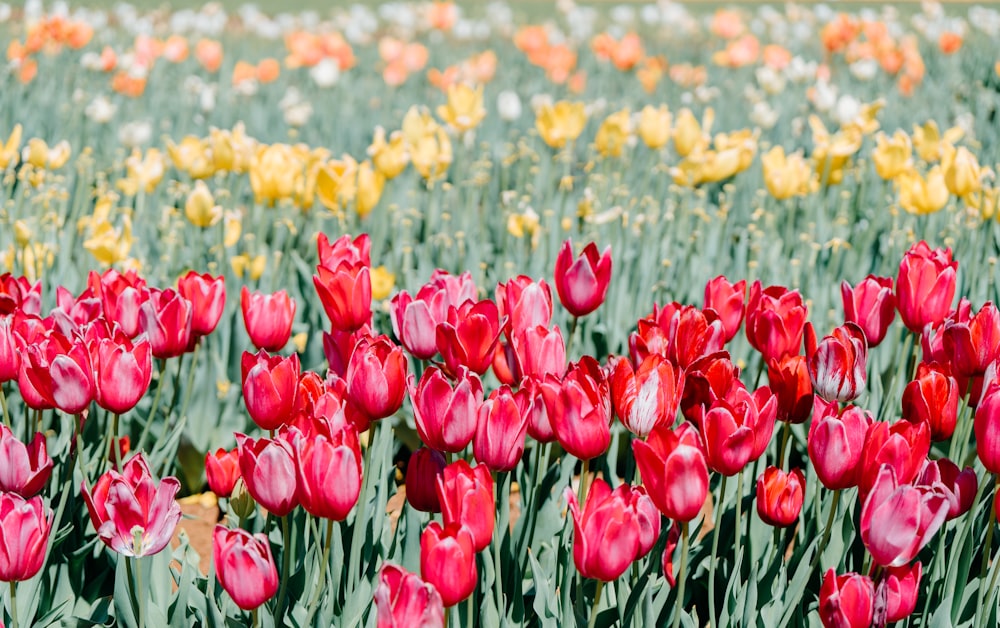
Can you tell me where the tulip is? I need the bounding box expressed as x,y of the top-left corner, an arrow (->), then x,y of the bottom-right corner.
95,269 -> 148,338
510,325 -> 566,380
139,288 -> 193,359
679,352 -> 739,423
390,288 -> 447,360
901,362 -> 959,441
860,465 -> 948,567
0,316 -> 19,382
540,357 -> 611,461
878,562 -> 922,624
375,563 -> 445,628
756,466 -> 805,527
420,522 -> 477,607
0,273 -> 40,317
807,322 -> 868,403
637,104 -> 671,150
406,448 -> 446,513
703,275 -> 746,343
234,433 -> 298,517
610,355 -> 683,438
553,239 -> 613,318
942,301 -> 1000,377
658,304 -> 726,369
896,242 -> 957,334
0,426 -> 52,498
435,300 -> 503,377
917,458 -> 976,520
594,108 -> 631,158
24,334 -> 95,415
437,83 -> 486,133
81,453 -> 182,557
496,276 -> 553,341
632,423 -> 709,521
975,380 -> 1000,474
473,385 -> 530,472
701,384 -> 777,476
409,366 -> 482,454
0,493 -> 51,582
761,146 -> 814,200
944,146 -> 982,197
213,525 -> 279,610
241,350 -> 300,432
436,460 -> 494,552
872,131 -> 913,180
818,570 -> 874,628
566,478 -> 660,582
808,402 -> 871,491
767,355 -> 814,424
858,419 -> 930,498
314,263 -> 372,333
523,377 -> 556,443
346,335 -> 407,421
841,276 -> 896,348
745,282 -> 808,364
293,423 -> 362,521
240,287 -> 295,353
205,447 -> 240,498
177,271 -> 226,337
897,166 -> 950,216
94,332 -> 152,414
317,233 -> 371,270
535,101 -> 587,149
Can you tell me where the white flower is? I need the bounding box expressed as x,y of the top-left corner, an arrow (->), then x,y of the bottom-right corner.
284,102 -> 313,127
85,95 -> 117,124
199,87 -> 217,113
497,90 -> 522,121
810,80 -> 837,113
833,96 -> 860,127
849,59 -> 878,82
119,121 -> 153,148
749,102 -> 779,129
310,58 -> 340,88
755,66 -> 786,95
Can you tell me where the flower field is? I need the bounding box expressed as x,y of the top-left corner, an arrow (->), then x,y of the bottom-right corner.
1,0 -> 1000,626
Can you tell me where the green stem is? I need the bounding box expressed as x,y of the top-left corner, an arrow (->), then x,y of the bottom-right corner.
577,458 -> 591,508
466,591 -> 475,627
156,352 -> 187,442
777,421 -> 791,469
275,514 -> 292,623
709,474 -> 727,628
112,413 -> 122,472
304,518 -> 335,626
8,580 -> 17,628
251,608 -> 259,628
587,580 -> 604,628
348,423 -> 377,593
0,385 -> 10,428
134,557 -> 145,628
809,490 -> 842,574
493,472 -> 507,615
672,522 -> 690,628
735,469 -> 744,561
136,358 -> 168,453
176,342 -> 201,423
976,477 -> 998,627
565,316 -> 579,358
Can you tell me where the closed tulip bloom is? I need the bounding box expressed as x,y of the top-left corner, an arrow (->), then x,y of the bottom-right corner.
235,433 -> 298,516
496,276 -> 553,341
436,460 -> 494,552
0,493 -> 51,582
523,377 -> 556,443
140,288 -> 193,359
390,287 -> 448,360
767,355 -> 814,424
896,242 -> 957,334
540,357 -> 611,461
317,233 -> 371,270
632,423 -> 709,521
858,419 -> 931,498
860,465 -> 948,567
878,562 -> 922,624
95,269 -> 148,339
808,401 -> 871,491
474,385 -> 530,472
756,466 -> 805,527
240,287 -> 295,352
177,272 -> 226,337
942,301 -> 1000,377
553,239 -> 613,317
436,300 -> 503,377
901,362 -> 959,441
841,276 -> 896,347
213,525 -> 278,610
679,352 -> 739,423
745,282 -> 808,364
409,366 -> 482,454
665,305 -> 726,369
818,570 -> 874,628
610,355 -> 683,438
917,458 -> 976,520
241,350 -> 300,431
703,275 -> 746,343
702,384 -> 777,476
346,335 -> 407,420
0,426 -> 52,498
293,423 -> 362,520
511,324 -> 566,380
0,316 -> 19,382
807,322 -> 868,403
420,522 -> 477,607
322,325 -> 370,380
975,381 -> 1000,474
374,563 -> 445,628
94,332 -> 152,414
81,453 -> 182,557
406,448 -> 446,513
24,334 -> 95,415
314,263 -> 372,333
205,447 -> 241,498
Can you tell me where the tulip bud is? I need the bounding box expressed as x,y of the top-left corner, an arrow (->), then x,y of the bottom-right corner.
819,570 -> 874,628
235,433 -> 298,517
436,300 -> 503,377
553,239 -> 613,318
240,287 -> 295,353
841,276 -> 895,347
755,466 -> 805,527
346,335 -> 407,421
942,301 -> 1000,377
858,419 -> 930,499
975,380 -> 1000,474
0,492 -> 51,582
632,423 -> 709,522
878,562 -> 922,624
767,355 -> 813,424
0,425 -> 52,498
703,275 -> 746,343
241,350 -> 300,431
405,448 -> 446,513
139,288 -> 194,359
228,479 -> 257,521
205,447 -> 240,498
374,563 -> 445,627
177,271 -> 226,337
896,242 -> 957,334
610,355 -> 683,438
539,357 -> 612,462
901,362 -> 959,441
473,385 -> 530,472
213,525 -> 279,610
436,460 -> 494,552
420,522 -> 477,607
807,322 -> 868,403
808,401 -> 871,491
745,281 -> 808,364
409,366 -> 482,454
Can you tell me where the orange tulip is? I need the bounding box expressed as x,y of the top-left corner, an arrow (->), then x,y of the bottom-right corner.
256,58 -> 280,84
196,39 -> 223,73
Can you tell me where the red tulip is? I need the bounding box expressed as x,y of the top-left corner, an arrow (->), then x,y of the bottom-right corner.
213,525 -> 279,610
390,287 -> 448,360
436,460 -> 493,552
755,466 -> 805,527
234,433 -> 298,516
566,478 -> 660,582
661,522 -> 681,587
523,377 -> 555,443
24,333 -> 95,414
701,384 -> 777,476
632,423 -> 709,522
896,241 -> 957,334
473,385 -> 530,472
0,426 -> 52,498
94,269 -> 148,338
205,447 -> 241,498
322,326 -> 370,380
345,334 -> 407,420
0,316 -> 19,382
240,287 -> 295,353
317,233 -> 371,271
374,563 -> 445,628
767,355 -> 814,424
177,272 -> 226,337
841,276 -> 896,347
917,458 -> 976,520
241,350 -> 300,431
629,303 -> 725,369
858,419 -> 930,499
496,275 -> 553,340
539,357 -> 611,461
436,299 -> 503,377
314,263 -> 372,333
807,322 -> 868,403
703,275 -> 746,342
140,288 -> 193,359
901,362 -> 959,441
426,269 -> 478,308
406,448 -> 446,513
808,401 -> 871,491
679,352 -> 739,423
942,301 -> 1000,377
860,465 -> 948,567
510,324 -> 566,380
553,239 -> 612,317
420,522 -> 477,607
292,423 -> 362,521
0,493 -> 51,582
878,562 -> 922,624
819,570 -> 874,628
93,331 -> 152,414
975,380 -> 1000,474
745,282 -> 808,364
610,355 -> 684,438
81,453 -> 182,557
0,273 -> 41,316
409,366 -> 482,454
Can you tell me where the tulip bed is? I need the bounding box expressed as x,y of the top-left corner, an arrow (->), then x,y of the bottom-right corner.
2,1 -> 1000,627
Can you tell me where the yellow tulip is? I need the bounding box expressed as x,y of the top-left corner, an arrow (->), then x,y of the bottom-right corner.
11,243 -> 54,282
594,109 -> 631,158
437,83 -> 486,133
356,161 -> 385,218
24,138 -> 72,170
230,253 -> 266,280
210,123 -> 256,174
911,120 -> 963,163
368,127 -> 409,180
401,107 -> 440,146
13,220 -> 32,248
897,166 -> 949,215
166,136 -> 214,179
762,146 -> 814,200
117,148 -> 167,196
965,187 -> 1000,221
224,211 -> 242,247
410,127 -> 452,182
316,155 -> 359,213
249,143 -> 301,205
83,216 -> 133,265
535,101 -> 587,149
370,265 -> 396,300
809,116 -> 862,186
637,105 -> 671,150
872,131 -> 912,180
673,108 -> 713,157
943,146 -> 982,197
713,129 -> 758,172
185,181 -> 222,228
0,125 -> 22,169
